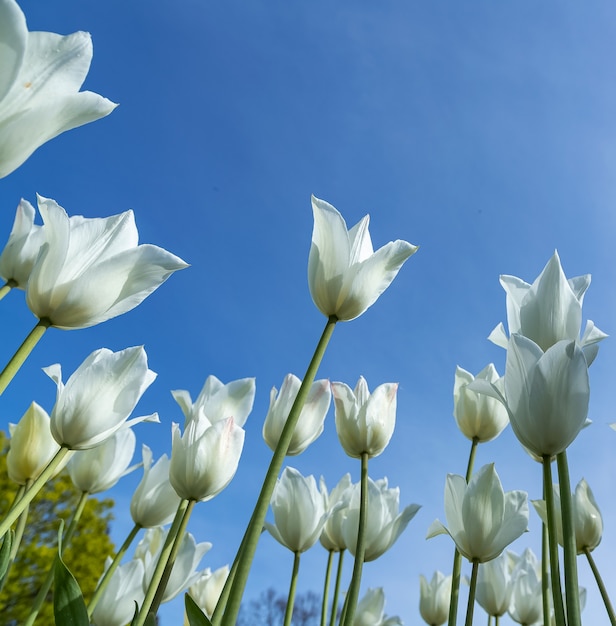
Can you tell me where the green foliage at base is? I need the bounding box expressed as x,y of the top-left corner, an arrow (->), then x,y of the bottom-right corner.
0,433 -> 115,625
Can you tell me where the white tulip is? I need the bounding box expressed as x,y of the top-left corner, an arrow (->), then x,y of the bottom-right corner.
262,374 -> 330,455
0,0 -> 117,178
354,588 -> 402,626
47,346 -> 158,450
320,473 -> 353,552
26,195 -> 188,329
419,571 -> 451,626
187,565 -> 230,619
308,195 -> 417,321
476,552 -> 514,618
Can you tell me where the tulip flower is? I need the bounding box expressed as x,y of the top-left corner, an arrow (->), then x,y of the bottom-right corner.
507,549 -> 543,626
342,477 -> 420,562
419,571 -> 451,626
0,199 -> 44,289
453,364 -> 508,443
0,0 -> 117,178
131,445 -> 182,528
308,195 -> 418,321
172,374 -> 256,428
475,552 -> 514,618
264,467 -> 329,553
488,251 -> 606,364
354,588 -> 402,626
470,335 -> 590,459
427,464 -> 528,563
68,427 -> 138,494
262,374 -> 331,455
91,558 -> 145,626
169,416 -> 245,502
533,478 -> 603,554
332,377 -> 398,459
138,527 -> 211,604
47,345 -> 158,450
25,195 -> 188,329
320,473 -> 353,552
7,401 -> 68,484
186,565 -> 230,620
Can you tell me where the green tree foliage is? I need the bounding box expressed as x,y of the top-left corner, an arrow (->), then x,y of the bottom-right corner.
0,432 -> 116,625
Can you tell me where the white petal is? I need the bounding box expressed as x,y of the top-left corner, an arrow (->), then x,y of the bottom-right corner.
0,0 -> 27,100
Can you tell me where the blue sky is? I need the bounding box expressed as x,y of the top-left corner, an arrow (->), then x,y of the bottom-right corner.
2,1 -> 616,623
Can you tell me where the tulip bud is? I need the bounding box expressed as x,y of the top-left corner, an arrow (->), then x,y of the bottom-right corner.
262,374 -> 331,455
332,377 -> 397,459
355,588 -> 402,626
187,565 -> 230,619
7,402 -> 67,484
169,416 -> 244,502
419,571 -> 451,626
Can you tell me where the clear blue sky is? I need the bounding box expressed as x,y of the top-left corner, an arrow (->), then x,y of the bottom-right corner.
1,1 -> 616,624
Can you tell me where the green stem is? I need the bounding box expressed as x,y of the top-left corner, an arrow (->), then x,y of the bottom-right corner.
220,316 -> 337,626
0,484 -> 30,594
488,616 -> 492,626
283,552 -> 301,626
0,318 -> 50,395
341,452 -> 369,626
494,616 -> 499,626
464,559 -> 479,626
329,550 -> 345,626
543,455 -> 566,626
320,550 -> 334,626
541,505 -> 550,626
0,447 -> 70,538
211,538 -> 241,625
557,450 -> 581,626
0,280 -> 16,302
87,523 -> 142,617
149,500 -> 196,618
584,547 -> 616,626
134,499 -> 190,626
448,437 -> 479,626
23,490 -> 89,626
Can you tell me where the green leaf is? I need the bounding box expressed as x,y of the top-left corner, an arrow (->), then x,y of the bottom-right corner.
186,593 -> 213,626
0,531 -> 14,583
53,523 -> 89,626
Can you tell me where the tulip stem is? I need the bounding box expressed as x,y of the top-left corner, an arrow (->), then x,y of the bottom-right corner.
136,503 -> 188,623
542,455 -> 566,626
329,550 -> 345,626
341,452 -> 369,626
448,437 -> 479,626
0,318 -> 51,396
0,483 -> 30,594
556,450 -> 582,626
211,536 -> 243,624
584,547 -> 616,626
87,522 -> 142,617
464,559 -> 479,626
23,490 -> 89,626
135,498 -> 191,626
320,550 -> 334,626
0,281 -> 15,302
0,446 -> 70,539
283,552 -> 301,626
541,506 -> 551,626
220,316 -> 337,626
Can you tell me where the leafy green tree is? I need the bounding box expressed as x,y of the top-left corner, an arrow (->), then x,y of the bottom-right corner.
0,432 -> 116,625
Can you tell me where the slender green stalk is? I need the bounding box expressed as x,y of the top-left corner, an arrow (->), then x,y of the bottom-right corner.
584,547 -> 616,626
0,280 -> 15,302
220,316 -> 337,626
556,450 -> 581,626
541,506 -> 550,626
341,452 -> 369,626
494,616 -> 499,626
87,523 -> 142,617
329,550 -> 345,626
283,552 -> 301,626
0,488 -> 30,594
448,437 -> 479,626
488,616 -> 492,626
464,559 -> 479,626
0,318 -> 51,396
4,484 -> 26,516
543,455 -> 566,626
0,447 -> 70,538
211,539 -> 241,624
320,550 -> 334,626
134,499 -> 190,626
23,490 -> 89,626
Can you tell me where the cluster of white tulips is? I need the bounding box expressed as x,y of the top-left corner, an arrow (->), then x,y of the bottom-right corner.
0,1 -> 612,625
